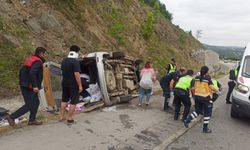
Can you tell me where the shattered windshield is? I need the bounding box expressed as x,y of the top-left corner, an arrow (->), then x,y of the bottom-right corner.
242,56 -> 250,78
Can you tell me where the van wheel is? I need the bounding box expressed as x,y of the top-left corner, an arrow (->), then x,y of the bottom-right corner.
230,107 -> 239,118
112,52 -> 125,59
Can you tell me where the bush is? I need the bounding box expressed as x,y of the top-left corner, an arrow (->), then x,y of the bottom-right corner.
109,22 -> 125,45
0,43 -> 32,95
178,32 -> 187,45
0,17 -> 3,30
143,0 -> 173,21
143,12 -> 155,40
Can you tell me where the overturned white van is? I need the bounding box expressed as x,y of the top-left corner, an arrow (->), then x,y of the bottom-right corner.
40,52 -> 142,111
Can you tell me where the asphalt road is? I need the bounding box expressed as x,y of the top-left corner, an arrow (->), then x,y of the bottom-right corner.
2,63 -> 248,150
166,77 -> 250,150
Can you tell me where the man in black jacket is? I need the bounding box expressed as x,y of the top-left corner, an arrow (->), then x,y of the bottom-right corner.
6,47 -> 48,126
225,65 -> 240,104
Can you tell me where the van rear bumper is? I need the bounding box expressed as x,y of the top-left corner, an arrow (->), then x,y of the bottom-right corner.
232,96 -> 250,117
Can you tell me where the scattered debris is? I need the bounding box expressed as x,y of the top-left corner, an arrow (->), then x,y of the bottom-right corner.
102,106 -> 117,112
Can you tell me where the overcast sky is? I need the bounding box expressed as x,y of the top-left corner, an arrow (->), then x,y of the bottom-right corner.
159,0 -> 250,47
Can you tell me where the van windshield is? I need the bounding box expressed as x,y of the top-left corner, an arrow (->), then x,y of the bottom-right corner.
242,56 -> 250,77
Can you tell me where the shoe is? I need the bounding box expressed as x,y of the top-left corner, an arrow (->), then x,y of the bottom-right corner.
138,103 -> 142,106
226,101 -> 232,104
5,115 -> 15,127
28,120 -> 43,125
67,120 -> 75,125
181,118 -> 186,123
183,119 -> 189,128
145,102 -> 149,106
174,115 -> 179,120
203,128 -> 212,133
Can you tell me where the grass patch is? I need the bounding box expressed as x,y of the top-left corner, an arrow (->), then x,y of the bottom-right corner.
104,2 -> 126,45
142,11 -> 155,40
0,42 -> 32,95
109,22 -> 125,45
0,16 -> 4,30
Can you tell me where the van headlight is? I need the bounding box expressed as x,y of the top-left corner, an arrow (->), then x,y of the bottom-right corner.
235,83 -> 249,94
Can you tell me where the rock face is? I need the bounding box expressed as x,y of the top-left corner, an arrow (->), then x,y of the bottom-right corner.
205,50 -> 220,73
24,13 -> 61,33
191,49 -> 220,73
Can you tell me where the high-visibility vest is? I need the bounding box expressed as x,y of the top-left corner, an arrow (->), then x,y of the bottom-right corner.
234,69 -> 238,77
212,79 -> 219,91
175,75 -> 193,91
169,64 -> 176,73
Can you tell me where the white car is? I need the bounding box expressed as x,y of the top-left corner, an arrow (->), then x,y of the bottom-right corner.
231,43 -> 250,118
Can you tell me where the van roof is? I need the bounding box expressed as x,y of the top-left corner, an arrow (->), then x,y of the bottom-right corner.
244,43 -> 250,56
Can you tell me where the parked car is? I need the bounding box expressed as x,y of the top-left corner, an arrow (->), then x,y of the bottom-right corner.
40,52 -> 142,109
231,43 -> 250,118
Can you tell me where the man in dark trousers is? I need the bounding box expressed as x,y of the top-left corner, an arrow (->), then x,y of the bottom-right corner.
160,67 -> 186,111
225,65 -> 240,104
59,45 -> 83,125
173,70 -> 194,121
160,74 -> 171,111
6,47 -> 48,126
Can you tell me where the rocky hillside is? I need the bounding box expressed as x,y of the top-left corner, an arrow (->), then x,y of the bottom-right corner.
0,0 -> 203,97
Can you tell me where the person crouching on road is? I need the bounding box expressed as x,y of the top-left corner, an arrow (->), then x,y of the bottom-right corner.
138,61 -> 156,106
59,45 -> 83,125
6,47 -> 48,127
169,67 -> 187,107
173,70 -> 194,121
184,66 -> 218,133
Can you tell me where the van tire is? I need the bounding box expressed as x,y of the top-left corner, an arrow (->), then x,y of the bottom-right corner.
230,107 -> 239,118
112,52 -> 125,59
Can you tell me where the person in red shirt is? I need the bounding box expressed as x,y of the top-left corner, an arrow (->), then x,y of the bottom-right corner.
6,47 -> 48,127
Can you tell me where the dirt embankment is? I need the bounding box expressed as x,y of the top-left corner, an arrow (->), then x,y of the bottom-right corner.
0,0 -> 203,97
